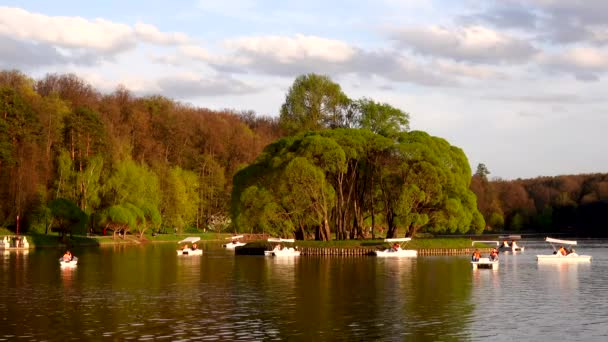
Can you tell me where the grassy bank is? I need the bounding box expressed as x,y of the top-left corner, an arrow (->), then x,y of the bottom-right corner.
2,230 -> 488,250
0,231 -> 234,248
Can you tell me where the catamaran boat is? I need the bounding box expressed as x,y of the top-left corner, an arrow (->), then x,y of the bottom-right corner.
375,238 -> 417,257
536,237 -> 591,262
177,237 -> 203,255
470,241 -> 499,270
471,257 -> 499,270
59,256 -> 78,267
266,238 -> 300,256
223,235 -> 246,249
498,235 -> 525,252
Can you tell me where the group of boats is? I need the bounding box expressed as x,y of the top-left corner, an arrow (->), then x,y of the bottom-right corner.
470,236 -> 592,270
56,234 -> 594,268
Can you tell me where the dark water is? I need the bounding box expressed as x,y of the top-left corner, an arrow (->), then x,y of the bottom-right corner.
1,240 -> 607,341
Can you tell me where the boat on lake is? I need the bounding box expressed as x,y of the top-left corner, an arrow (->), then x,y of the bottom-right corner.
470,241 -> 499,270
375,238 -> 417,257
498,235 -> 525,252
536,237 -> 591,262
59,256 -> 78,267
223,235 -> 246,249
471,257 -> 499,270
177,237 -> 203,255
266,238 -> 300,256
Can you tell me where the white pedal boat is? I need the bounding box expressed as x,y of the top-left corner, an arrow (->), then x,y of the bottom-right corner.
537,237 -> 591,262
375,238 -> 417,257
177,237 -> 203,256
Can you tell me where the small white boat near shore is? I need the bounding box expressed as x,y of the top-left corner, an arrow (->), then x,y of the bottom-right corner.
59,256 -> 78,267
537,237 -> 591,262
266,238 -> 300,256
223,235 -> 246,249
375,238 -> 417,257
177,237 -> 203,256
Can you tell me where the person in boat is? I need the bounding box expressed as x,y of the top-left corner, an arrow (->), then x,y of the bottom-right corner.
502,240 -> 510,248
392,243 -> 400,251
192,243 -> 198,250
559,246 -> 567,256
511,240 -> 518,249
472,249 -> 481,261
489,248 -> 498,261
275,243 -> 282,251
63,251 -> 72,262
182,244 -> 189,251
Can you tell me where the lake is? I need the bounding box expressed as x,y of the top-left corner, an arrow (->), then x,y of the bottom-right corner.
1,239 -> 607,341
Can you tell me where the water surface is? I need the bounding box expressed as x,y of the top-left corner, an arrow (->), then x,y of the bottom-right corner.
1,240 -> 607,341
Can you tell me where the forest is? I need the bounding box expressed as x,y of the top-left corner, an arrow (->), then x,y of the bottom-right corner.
1,70 -> 605,239
471,164 -> 608,237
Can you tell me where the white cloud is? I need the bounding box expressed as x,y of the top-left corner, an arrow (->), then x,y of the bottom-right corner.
540,47 -> 608,81
0,6 -> 193,68
391,25 -> 537,64
134,23 -> 189,45
224,34 -> 357,64
0,6 -> 135,53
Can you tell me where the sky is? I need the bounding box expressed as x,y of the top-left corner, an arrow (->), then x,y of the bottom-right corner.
1,0 -> 608,180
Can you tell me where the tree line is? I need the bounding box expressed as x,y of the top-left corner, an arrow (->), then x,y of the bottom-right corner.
0,70 -> 281,238
471,163 -> 608,237
1,70 -> 486,240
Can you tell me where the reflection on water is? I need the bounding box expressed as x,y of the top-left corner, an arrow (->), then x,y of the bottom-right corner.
0,242 -> 607,340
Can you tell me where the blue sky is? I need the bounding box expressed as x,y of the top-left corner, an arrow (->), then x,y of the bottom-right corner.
2,0 -> 608,179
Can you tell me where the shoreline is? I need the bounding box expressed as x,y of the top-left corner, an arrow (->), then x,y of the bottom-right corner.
2,233 -> 497,256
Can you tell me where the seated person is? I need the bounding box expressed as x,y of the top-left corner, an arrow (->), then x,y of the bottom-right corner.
192,243 -> 198,250
182,244 -> 189,251
511,241 -> 518,248
471,249 -> 481,261
392,243 -> 400,251
558,246 -> 567,256
502,240 -> 510,248
63,251 -> 72,262
489,248 -> 499,261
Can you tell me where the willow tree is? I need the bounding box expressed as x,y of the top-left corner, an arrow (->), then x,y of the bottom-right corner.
232,133 -> 341,240
100,159 -> 161,238
380,131 -> 484,238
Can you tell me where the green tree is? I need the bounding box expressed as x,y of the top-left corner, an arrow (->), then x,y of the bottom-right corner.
101,159 -> 161,238
48,198 -> 88,240
354,98 -> 409,138
279,74 -> 350,135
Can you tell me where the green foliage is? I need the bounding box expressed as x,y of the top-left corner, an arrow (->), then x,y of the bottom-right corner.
279,73 -> 350,135
354,98 -> 409,138
48,198 -> 88,237
232,128 -> 484,240
160,166 -> 198,232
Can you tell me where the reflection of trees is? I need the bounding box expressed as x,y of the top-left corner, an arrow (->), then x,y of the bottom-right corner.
402,257 -> 474,340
